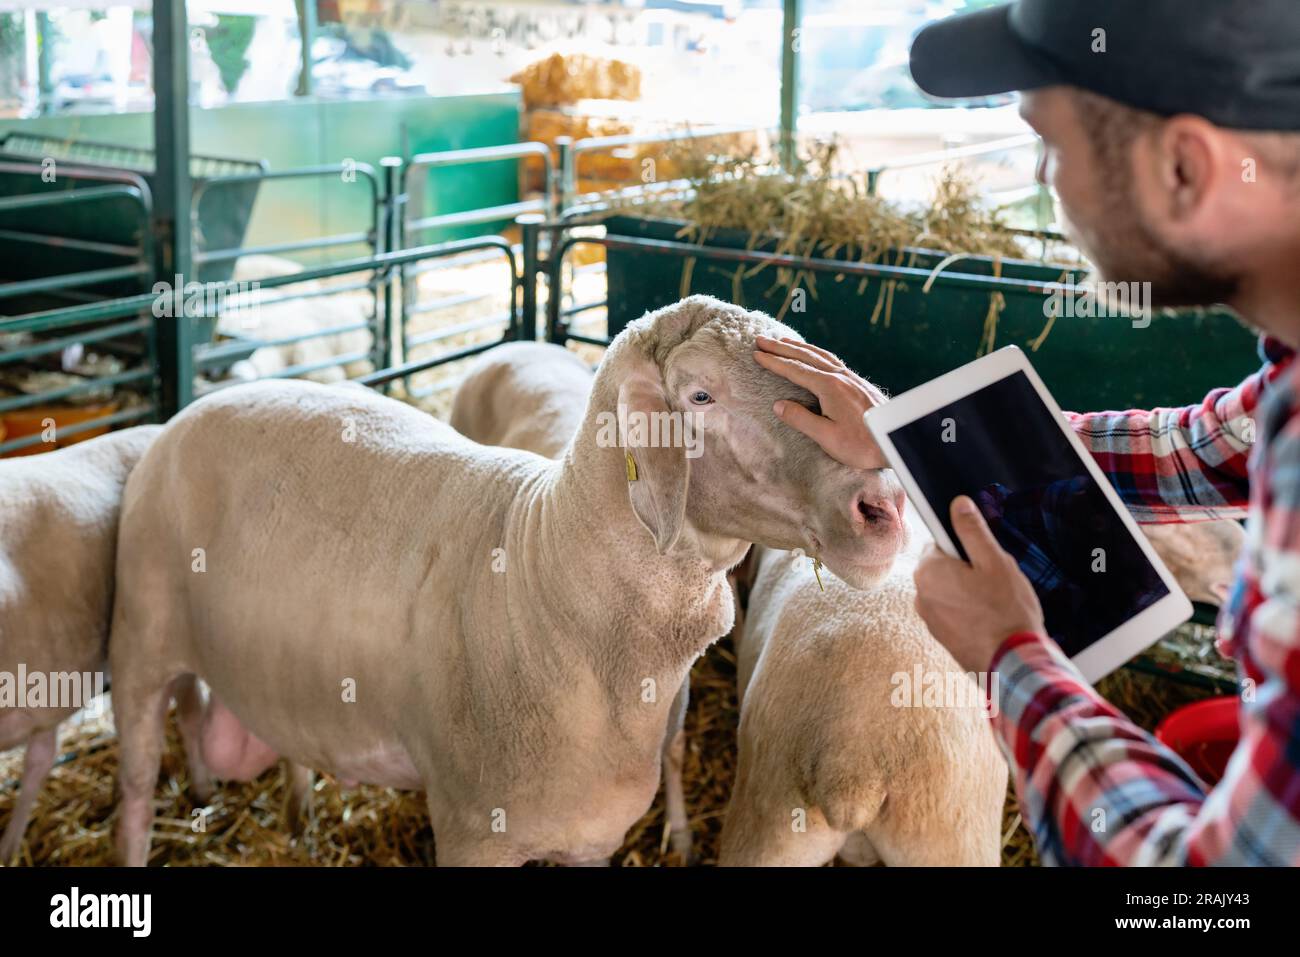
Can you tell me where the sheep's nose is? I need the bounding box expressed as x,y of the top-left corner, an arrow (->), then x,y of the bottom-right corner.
852,489 -> 905,535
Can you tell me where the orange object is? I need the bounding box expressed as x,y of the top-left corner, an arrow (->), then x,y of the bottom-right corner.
1,401 -> 117,457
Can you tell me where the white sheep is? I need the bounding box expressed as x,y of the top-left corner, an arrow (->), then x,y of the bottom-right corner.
718,515 -> 1245,867
109,295 -> 912,866
721,534 -> 1009,866
450,341 -> 593,458
450,341 -> 695,860
221,255 -> 375,385
0,425 -> 164,862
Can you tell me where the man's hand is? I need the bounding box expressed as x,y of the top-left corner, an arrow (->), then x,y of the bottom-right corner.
914,496 -> 1046,673
753,335 -> 890,471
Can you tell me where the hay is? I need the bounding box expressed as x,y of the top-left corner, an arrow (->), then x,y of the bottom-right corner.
630,137 -> 1027,265
0,643 -> 732,867
1,623 -> 1228,868
510,53 -> 642,110
608,137 -> 1081,343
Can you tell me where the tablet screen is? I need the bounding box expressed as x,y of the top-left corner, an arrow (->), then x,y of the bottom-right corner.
886,370 -> 1169,657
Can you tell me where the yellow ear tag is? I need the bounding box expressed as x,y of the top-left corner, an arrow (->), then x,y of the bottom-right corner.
811,557 -> 826,592
625,450 -> 638,482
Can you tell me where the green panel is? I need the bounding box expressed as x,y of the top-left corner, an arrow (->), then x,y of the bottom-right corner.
320,94 -> 523,245
0,92 -> 523,264
0,129 -> 264,307
604,215 -> 1262,413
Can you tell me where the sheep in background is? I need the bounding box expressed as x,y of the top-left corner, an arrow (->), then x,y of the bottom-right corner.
450,341 -> 593,458
221,255 -> 375,385
0,426 -> 170,862
109,295 -> 911,866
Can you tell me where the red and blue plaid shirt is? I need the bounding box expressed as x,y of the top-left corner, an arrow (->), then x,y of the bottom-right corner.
990,336 -> 1300,865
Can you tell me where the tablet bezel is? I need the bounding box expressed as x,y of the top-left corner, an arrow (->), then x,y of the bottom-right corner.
865,345 -> 1192,683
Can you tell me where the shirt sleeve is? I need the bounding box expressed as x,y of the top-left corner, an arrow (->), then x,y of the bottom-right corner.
1063,368 -> 1272,524
990,501 -> 1300,867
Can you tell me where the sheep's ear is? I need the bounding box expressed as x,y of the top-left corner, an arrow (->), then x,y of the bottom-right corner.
618,376 -> 690,554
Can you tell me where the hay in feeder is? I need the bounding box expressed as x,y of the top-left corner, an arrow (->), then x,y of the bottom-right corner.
631,137 -> 1028,267
609,137 -> 1082,346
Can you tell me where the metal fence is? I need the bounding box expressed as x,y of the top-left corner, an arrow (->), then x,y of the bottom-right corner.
0,122 -> 1044,457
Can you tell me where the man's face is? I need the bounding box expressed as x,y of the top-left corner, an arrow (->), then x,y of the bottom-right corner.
1019,87 -> 1241,311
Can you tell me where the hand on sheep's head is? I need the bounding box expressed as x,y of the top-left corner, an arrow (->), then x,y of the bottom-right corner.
753,336 -> 890,471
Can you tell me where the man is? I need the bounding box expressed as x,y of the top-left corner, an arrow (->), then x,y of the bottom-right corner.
755,0 -> 1300,864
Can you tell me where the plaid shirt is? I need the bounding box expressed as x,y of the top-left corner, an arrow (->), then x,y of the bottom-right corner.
990,337 -> 1300,865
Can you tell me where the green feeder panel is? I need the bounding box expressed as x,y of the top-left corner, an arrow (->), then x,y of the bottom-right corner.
0,132 -> 267,308
602,215 -> 1261,414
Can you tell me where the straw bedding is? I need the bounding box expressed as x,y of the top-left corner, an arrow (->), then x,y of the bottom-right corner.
1,621 -> 1223,867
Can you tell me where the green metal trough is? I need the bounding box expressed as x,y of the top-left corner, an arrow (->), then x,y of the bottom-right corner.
0,132 -> 267,306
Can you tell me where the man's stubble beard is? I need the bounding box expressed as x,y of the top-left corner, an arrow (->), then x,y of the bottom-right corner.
1056,178 -> 1243,314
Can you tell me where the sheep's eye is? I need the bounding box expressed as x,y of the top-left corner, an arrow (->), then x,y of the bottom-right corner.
689,390 -> 714,405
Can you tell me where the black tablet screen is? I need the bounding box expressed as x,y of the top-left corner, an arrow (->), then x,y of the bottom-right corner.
887,370 -> 1168,657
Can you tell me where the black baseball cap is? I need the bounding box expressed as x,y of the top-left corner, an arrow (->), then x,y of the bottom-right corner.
910,0 -> 1300,130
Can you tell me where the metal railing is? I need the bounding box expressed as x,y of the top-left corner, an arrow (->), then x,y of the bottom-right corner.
190,162 -> 389,373
0,161 -> 157,456
1,123 -> 1053,458
0,160 -> 154,305
389,144 -> 556,391
555,124 -> 762,214
863,131 -> 1040,194
0,293 -> 157,456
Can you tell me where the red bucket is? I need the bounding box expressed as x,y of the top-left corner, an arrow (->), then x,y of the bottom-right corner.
1154,696 -> 1240,785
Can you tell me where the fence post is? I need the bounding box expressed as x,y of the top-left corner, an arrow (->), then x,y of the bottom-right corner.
780,0 -> 802,171
555,136 -> 574,215
152,0 -> 193,420
517,213 -> 544,342
379,155 -> 404,385
545,223 -> 566,345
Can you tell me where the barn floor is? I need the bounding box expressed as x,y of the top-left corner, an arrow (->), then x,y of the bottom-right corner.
0,623 -> 1221,867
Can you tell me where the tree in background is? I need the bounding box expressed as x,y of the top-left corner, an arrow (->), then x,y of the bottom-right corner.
204,14 -> 256,95
0,14 -> 22,107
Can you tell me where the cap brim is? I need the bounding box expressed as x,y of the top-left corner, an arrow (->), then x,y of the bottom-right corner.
909,5 -> 1063,99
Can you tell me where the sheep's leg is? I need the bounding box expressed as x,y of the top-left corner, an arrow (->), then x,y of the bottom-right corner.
662,678 -> 693,862
113,679 -> 172,867
720,804 -> 845,866
283,761 -> 314,834
171,674 -> 215,804
720,766 -> 845,866
0,725 -> 58,863
426,795 -> 527,867
430,830 -> 526,867
865,802 -> 1002,867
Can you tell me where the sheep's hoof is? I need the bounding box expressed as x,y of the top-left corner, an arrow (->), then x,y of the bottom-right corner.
189,779 -> 215,806
670,827 -> 696,865
0,834 -> 21,866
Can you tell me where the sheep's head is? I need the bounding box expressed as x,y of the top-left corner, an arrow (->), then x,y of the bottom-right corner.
600,295 -> 907,589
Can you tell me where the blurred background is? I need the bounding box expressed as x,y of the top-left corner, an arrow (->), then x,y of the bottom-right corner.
0,1 -> 1033,205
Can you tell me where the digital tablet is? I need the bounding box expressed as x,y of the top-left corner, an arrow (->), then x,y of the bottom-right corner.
865,346 -> 1192,682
